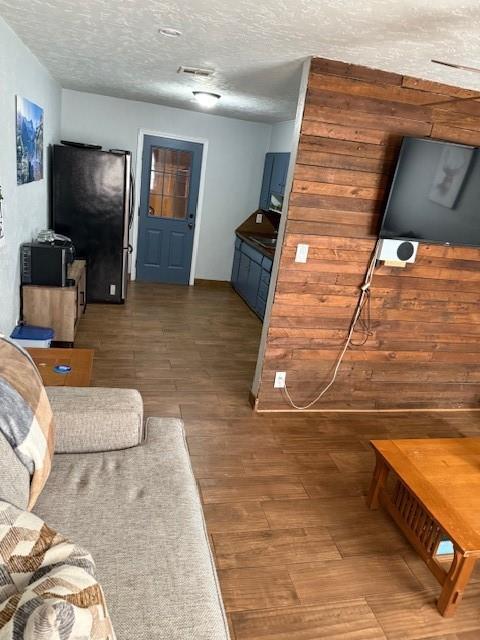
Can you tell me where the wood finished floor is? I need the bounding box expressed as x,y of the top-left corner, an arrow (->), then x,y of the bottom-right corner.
76,281 -> 480,640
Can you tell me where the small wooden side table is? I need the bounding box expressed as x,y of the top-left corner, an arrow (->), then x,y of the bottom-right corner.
22,259 -> 87,344
367,437 -> 480,617
27,348 -> 94,387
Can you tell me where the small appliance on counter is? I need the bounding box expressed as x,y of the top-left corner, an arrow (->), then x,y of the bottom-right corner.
21,233 -> 75,287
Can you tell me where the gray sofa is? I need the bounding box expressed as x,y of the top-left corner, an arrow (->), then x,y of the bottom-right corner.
0,386 -> 230,640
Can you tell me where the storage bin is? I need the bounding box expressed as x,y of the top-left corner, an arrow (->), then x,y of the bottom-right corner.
10,324 -> 54,349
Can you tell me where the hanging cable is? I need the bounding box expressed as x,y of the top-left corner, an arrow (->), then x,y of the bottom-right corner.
283,239 -> 381,410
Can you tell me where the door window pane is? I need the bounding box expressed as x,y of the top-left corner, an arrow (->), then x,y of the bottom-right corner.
149,171 -> 164,194
162,197 -> 188,218
148,147 -> 192,218
148,194 -> 163,217
174,174 -> 189,197
176,151 -> 191,172
151,148 -> 166,170
162,172 -> 177,197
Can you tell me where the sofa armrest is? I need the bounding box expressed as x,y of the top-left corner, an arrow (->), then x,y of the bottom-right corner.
46,387 -> 144,454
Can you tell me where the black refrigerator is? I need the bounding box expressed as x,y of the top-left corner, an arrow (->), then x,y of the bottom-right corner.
51,143 -> 133,303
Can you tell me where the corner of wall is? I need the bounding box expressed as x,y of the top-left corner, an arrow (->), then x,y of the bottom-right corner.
251,57 -> 312,400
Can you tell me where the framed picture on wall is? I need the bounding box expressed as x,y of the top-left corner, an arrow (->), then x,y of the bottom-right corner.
16,96 -> 44,185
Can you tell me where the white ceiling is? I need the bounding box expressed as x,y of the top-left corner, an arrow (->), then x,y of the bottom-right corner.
1,0 -> 480,123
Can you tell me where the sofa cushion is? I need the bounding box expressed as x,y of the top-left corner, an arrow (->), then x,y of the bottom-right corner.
33,418 -> 229,640
0,337 -> 54,509
0,500 -> 115,639
0,431 -> 29,510
46,387 -> 144,453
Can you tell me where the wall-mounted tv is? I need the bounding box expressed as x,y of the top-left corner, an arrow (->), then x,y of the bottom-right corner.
380,137 -> 480,247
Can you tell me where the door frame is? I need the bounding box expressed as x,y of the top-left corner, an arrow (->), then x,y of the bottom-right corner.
131,128 -> 208,285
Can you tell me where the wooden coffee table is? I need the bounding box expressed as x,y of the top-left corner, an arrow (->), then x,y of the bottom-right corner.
367,438 -> 480,617
27,348 -> 94,387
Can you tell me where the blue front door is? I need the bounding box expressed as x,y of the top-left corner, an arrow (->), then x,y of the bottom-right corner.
136,135 -> 203,284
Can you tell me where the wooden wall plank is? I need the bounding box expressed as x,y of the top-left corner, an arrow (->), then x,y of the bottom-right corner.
401,75 -> 480,99
300,135 -> 395,159
292,180 -> 385,200
306,89 -> 432,122
296,147 -> 393,173
294,165 -> 388,188
289,192 -> 383,213
308,72 -> 448,106
301,119 -> 390,145
284,220 -> 379,238
256,57 -> 480,411
431,123 -> 480,146
303,104 -> 433,137
310,57 -> 404,86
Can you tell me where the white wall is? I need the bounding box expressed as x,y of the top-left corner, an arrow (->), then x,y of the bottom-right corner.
61,90 -> 272,281
268,120 -> 295,153
0,17 -> 61,335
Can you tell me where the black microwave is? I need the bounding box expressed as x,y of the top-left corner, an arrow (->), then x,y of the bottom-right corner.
21,242 -> 75,287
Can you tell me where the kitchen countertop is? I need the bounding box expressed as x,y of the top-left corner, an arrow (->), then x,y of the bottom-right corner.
236,231 -> 276,258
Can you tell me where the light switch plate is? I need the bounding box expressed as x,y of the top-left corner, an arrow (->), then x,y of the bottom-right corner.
256,213 -> 263,223
295,243 -> 309,263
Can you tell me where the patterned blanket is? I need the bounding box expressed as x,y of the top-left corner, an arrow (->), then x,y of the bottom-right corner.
0,337 -> 55,509
0,501 -> 115,639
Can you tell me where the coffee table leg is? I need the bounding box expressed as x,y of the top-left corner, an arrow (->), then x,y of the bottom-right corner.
367,454 -> 389,510
437,551 -> 476,617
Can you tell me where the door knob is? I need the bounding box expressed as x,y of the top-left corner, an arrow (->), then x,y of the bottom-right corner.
188,223 -> 193,229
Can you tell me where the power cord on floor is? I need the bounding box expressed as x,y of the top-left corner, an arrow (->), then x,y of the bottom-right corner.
283,239 -> 381,410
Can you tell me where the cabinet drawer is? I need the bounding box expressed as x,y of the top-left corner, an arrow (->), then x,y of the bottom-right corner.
231,247 -> 241,284
258,279 -> 269,302
262,256 -> 273,272
246,260 -> 262,309
241,242 -> 263,264
236,253 -> 250,295
261,268 -> 271,284
256,297 -> 267,319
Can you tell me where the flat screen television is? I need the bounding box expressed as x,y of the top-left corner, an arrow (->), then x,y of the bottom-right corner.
380,137 -> 480,247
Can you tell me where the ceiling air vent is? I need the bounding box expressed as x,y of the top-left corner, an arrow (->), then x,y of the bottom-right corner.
177,66 -> 215,78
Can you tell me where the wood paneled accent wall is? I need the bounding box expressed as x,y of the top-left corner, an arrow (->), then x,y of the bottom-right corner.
256,57 -> 480,411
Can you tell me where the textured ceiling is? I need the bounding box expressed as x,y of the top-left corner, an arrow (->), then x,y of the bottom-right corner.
1,0 -> 480,123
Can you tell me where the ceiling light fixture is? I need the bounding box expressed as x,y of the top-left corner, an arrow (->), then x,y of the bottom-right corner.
158,27 -> 182,37
193,91 -> 221,108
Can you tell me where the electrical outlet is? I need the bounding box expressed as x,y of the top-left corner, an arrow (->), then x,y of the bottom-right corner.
295,243 -> 309,263
274,371 -> 286,388
110,284 -> 116,295
256,213 -> 263,223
